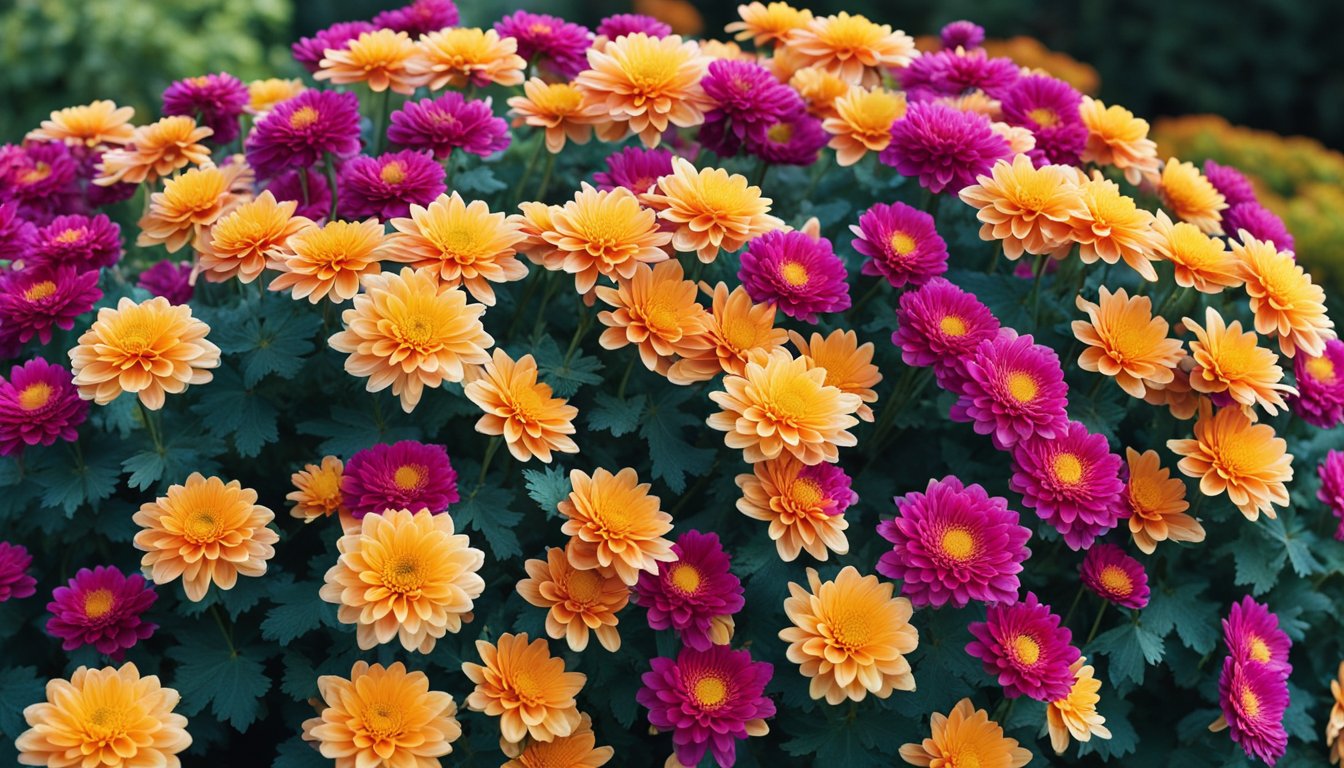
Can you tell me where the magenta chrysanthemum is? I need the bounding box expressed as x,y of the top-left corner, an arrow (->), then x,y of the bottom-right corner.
1224,595 -> 1292,673
634,530 -> 745,652
637,644 -> 775,768
0,141 -> 82,223
1225,203 -> 1295,253
0,264 -> 102,346
0,201 -> 35,262
597,13 -> 671,40
25,213 -> 122,272
336,151 -> 446,221
291,21 -> 378,74
0,358 -> 88,457
1009,421 -> 1126,550
593,146 -> 675,193
941,20 -> 986,50
1320,450 -> 1344,541
699,59 -> 803,156
950,331 -> 1069,450
801,463 -> 858,515
265,168 -> 332,221
1217,657 -> 1289,765
746,109 -> 828,166
341,440 -> 460,519
966,591 -> 1079,701
1000,74 -> 1087,166
1079,543 -> 1149,609
0,541 -> 36,602
1291,339 -> 1344,429
738,229 -> 851,323
245,90 -> 362,179
136,260 -> 194,305
161,72 -> 249,145
494,10 -> 592,80
1203,159 -> 1258,208
387,93 -> 510,161
876,475 -> 1031,609
851,201 -> 948,288
373,0 -> 459,37
893,277 -> 1001,389
881,102 -> 1012,195
900,48 -> 1019,103
45,565 -> 158,658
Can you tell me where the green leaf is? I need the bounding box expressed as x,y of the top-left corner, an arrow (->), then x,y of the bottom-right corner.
454,165 -> 507,195
192,366 -> 279,458
212,297 -> 322,387
298,405 -> 419,458
33,446 -> 121,515
169,641 -> 272,730
0,666 -> 44,741
122,449 -> 168,491
1262,515 -> 1323,578
1076,695 -> 1139,760
261,580 -> 335,645
1090,621 -> 1165,687
641,389 -> 714,493
534,335 -> 604,397
1227,528 -> 1287,595
273,735 -> 330,768
1142,583 -> 1219,653
522,465 -> 570,518
452,484 -> 523,560
1283,681 -> 1316,742
587,392 -> 645,437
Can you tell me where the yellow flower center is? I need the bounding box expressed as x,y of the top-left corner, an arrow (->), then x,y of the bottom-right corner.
83,588 -> 116,619
888,231 -> 917,256
826,601 -> 876,652
643,296 -> 682,334
940,527 -> 976,562
1098,565 -> 1133,596
360,701 -> 406,740
309,470 -> 343,503
767,122 -> 795,144
1240,686 -> 1261,719
1006,371 -> 1039,403
185,511 -> 222,543
668,563 -> 702,595
1010,634 -> 1041,666
1127,476 -> 1167,520
20,162 -> 52,184
769,377 -> 813,421
383,553 -> 426,594
623,43 -> 684,93
946,749 -> 983,768
790,477 -> 824,508
692,675 -> 729,708
18,382 -> 54,411
564,568 -> 603,603
1248,635 -> 1272,664
393,464 -> 425,491
780,261 -> 810,287
1053,453 -> 1084,484
508,382 -> 548,424
820,14 -> 881,51
23,281 -> 58,302
85,704 -> 129,740
289,106 -> 320,129
940,314 -> 968,336
535,84 -> 584,113
508,668 -> 548,706
390,306 -> 441,350
1166,224 -> 1222,267
1028,107 -> 1060,128
54,228 -> 84,244
720,315 -> 762,351
1305,355 -> 1337,385
379,161 -> 406,185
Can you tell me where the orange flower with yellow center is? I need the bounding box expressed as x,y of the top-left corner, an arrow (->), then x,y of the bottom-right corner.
823,86 -> 907,166
288,455 -> 347,523
789,66 -> 851,118
463,632 -> 586,744
784,11 -> 917,87
958,154 -> 1084,260
328,267 -> 494,413
1168,403 -> 1293,521
28,99 -> 135,148
789,328 -> 882,422
1151,210 -> 1242,294
1078,97 -> 1160,185
558,467 -> 675,585
320,508 -> 486,653
708,348 -> 861,465
642,157 -> 783,263
136,163 -> 244,253
269,218 -> 388,303
15,663 -> 191,768
1232,233 -> 1335,359
246,78 -> 304,116
502,713 -> 614,768
899,698 -> 1033,768
464,349 -> 580,462
1072,286 -> 1184,398
597,260 -> 711,375
517,547 -> 629,652
1159,158 -> 1227,235
667,282 -> 788,384
726,1 -> 814,47
779,566 -> 918,704
1067,174 -> 1161,281
1183,307 -> 1295,415
528,184 -> 672,294
385,192 -> 528,306
69,296 -> 221,409
1328,661 -> 1344,764
198,190 -> 313,283
412,27 -> 527,91
94,115 -> 213,186
508,79 -> 595,153
133,473 -> 278,602
316,29 -> 428,94
303,660 -> 461,768
736,455 -> 851,562
1046,657 -> 1111,755
1123,447 -> 1204,554
576,33 -> 713,148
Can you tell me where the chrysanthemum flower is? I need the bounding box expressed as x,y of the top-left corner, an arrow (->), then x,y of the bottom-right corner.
0,358 -> 87,457
937,18 -> 984,48
726,2 -> 812,47
1320,451 -> 1344,541
502,713 -> 614,768
1151,210 -> 1243,293
0,201 -> 34,263
737,229 -> 849,322
575,33 -> 712,148
133,473 -> 278,602
747,108 -> 829,166
388,93 -> 511,160
901,701 -> 1034,768
94,115 -> 213,186
518,547 -> 628,652
1000,74 -> 1087,166
245,77 -> 305,117
245,90 -> 362,179
336,150 -> 447,222
1079,543 -> 1149,609
784,11 -> 915,86
321,508 -> 485,652
1232,233 -> 1334,359
15,663 -> 191,767
287,455 -> 347,523
877,475 -> 1032,609
412,27 -> 526,90
958,154 -> 1083,260
558,467 -> 675,585
821,85 -> 905,166
1010,421 -> 1125,550
161,72 -> 248,145
1168,403 -> 1293,521
291,20 -> 377,73
1123,447 -> 1204,554
1203,159 -> 1258,207
374,0 -> 459,35
894,277 -> 1001,388
592,147 -> 674,193
1331,661 -> 1344,764
1160,158 -> 1228,235
494,11 -> 592,81
136,260 -> 194,305
198,190 -> 312,284
269,218 -> 388,304
0,265 -> 101,346
342,440 -> 459,519
1183,307 -> 1295,414
597,13 -> 671,42
1073,287 -> 1183,398
28,100 -> 135,149
667,282 -> 788,384
525,183 -> 672,293
883,102 -> 1012,195
635,530 -> 744,651
328,267 -> 494,412
898,46 -> 1015,103
735,456 -> 853,561
779,565 -> 918,703
44,565 -> 157,658
463,632 -> 586,743
1046,657 -> 1111,756
1293,340 -> 1344,428
643,157 -> 783,263
69,296 -> 220,409
303,660 -> 461,768
851,201 -> 947,288
789,66 -> 852,118
1226,202 -> 1295,253
967,591 -> 1079,701
508,80 -> 594,153
464,349 -> 579,462
25,213 -> 122,272
316,29 -> 427,94
135,163 -> 241,253
1213,657 -> 1289,765
265,168 -> 331,220
1224,595 -> 1292,672
789,328 -> 880,422
1068,174 -> 1161,279
596,260 -> 710,375
699,58 -> 803,156
951,331 -> 1069,450
0,541 -> 36,602
384,192 -> 525,306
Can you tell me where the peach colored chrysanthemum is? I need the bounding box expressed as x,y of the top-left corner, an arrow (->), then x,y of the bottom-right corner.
1183,307 -> 1295,415
1067,174 -> 1161,280
823,86 -> 907,166
523,184 -> 672,294
667,282 -> 788,384
1078,97 -> 1160,186
789,66 -> 851,118
198,190 -> 313,283
464,349 -> 580,462
558,467 -> 675,585
576,33 -> 713,148
94,116 -> 213,186
133,473 -> 278,602
1150,210 -> 1243,294
463,632 -> 586,744
1168,402 -> 1293,521
328,267 -> 494,413
1124,447 -> 1204,555
28,100 -> 136,148
1328,661 -> 1344,765
784,12 -> 917,87
642,157 -> 783,263
899,698 -> 1032,768
316,29 -> 428,94
246,78 -> 305,116
1072,287 -> 1184,398
385,192 -> 527,306
508,79 -> 595,153
779,566 -> 918,704
736,455 -> 851,561
517,547 -> 629,652
412,27 -> 527,91
320,508 -> 486,653
288,455 -> 347,523
135,163 -> 244,253
1159,158 -> 1227,235
1232,233 -> 1335,359
789,328 -> 882,422
502,713 -> 613,768
269,219 -> 388,303
69,296 -> 221,409
1046,657 -> 1111,755
990,121 -> 1037,154
597,260 -> 711,375
958,154 -> 1084,260
1143,357 -> 1201,420
727,2 -> 814,47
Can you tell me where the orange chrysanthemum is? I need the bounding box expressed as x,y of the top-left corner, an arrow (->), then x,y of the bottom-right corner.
899,698 -> 1032,768
463,632 -> 586,744
198,190 -> 312,283
708,348 -> 861,465
1078,97 -> 1160,186
1143,357 -> 1201,420
135,163 -> 244,253
464,349 -> 580,462
1151,210 -> 1242,294
597,260 -> 711,374
1124,447 -> 1204,555
576,33 -> 713,148
412,27 -> 527,91
558,467 -> 675,585
1183,307 -> 1295,415
508,79 -> 595,153
94,116 -> 213,186
1159,158 -> 1227,235
502,713 -> 614,768
1072,286 -> 1184,398
320,508 -> 486,653
316,29 -> 428,94
526,184 -> 672,294
246,78 -> 305,116
642,157 -> 782,263
133,473 -> 278,602
288,456 -> 347,523
69,296 -> 221,409
303,660 -> 461,768
517,547 -> 629,652
1232,233 -> 1335,359
779,566 -> 918,704
328,267 -> 494,413
1168,403 -> 1293,521
1328,661 -> 1344,765
784,11 -> 917,87
667,282 -> 787,384
735,455 -> 851,561
269,219 -> 388,303
789,66 -> 851,118
789,328 -> 882,422
1046,657 -> 1111,755
823,86 -> 907,166
958,154 -> 1084,260
385,192 -> 527,306
16,663 -> 191,768
726,1 -> 814,47
1067,174 -> 1161,280
28,100 -> 136,148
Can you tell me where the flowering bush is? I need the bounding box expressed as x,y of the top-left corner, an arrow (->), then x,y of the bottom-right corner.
0,3 -> 1341,767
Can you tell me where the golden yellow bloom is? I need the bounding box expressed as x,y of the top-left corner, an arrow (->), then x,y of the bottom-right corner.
94,115 -> 213,186
464,349 -> 579,462
320,508 -> 485,653
667,282 -> 788,384
28,99 -> 135,148
789,328 -> 882,422
525,184 -> 672,294
1328,661 -> 1344,765
269,219 -> 388,303
245,78 -> 305,116
288,455 -> 347,523
779,566 -> 917,704
1168,402 -> 1293,521
1159,158 -> 1227,235
136,163 -> 243,253
69,296 -> 220,409
559,467 -> 675,585
1183,307 -> 1295,415
412,27 -> 527,90
1072,287 -> 1183,398
1124,447 -> 1204,555
16,663 -> 191,768
517,547 -> 629,652
958,154 -> 1084,260
576,33 -> 712,148
463,632 -> 586,744
198,190 -> 312,283
899,698 -> 1032,768
1046,657 -> 1111,755
316,29 -> 428,94
328,267 -> 494,413
726,2 -> 814,47
1067,174 -> 1161,280
1232,233 -> 1335,359
1151,210 -> 1243,294
385,192 -> 527,306
823,86 -> 907,166
133,473 -> 278,602
642,157 -> 782,263
784,11 -> 917,87
736,455 -> 850,561
1078,96 -> 1160,185
508,79 -> 595,153
597,260 -> 711,374
303,660 -> 461,768
502,713 -> 613,768
789,66 -> 851,118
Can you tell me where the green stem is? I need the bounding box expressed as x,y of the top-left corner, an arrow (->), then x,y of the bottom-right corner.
1085,602 -> 1108,646
847,278 -> 884,322
1062,583 -> 1087,628
297,167 -> 310,208
1029,256 -> 1049,325
535,152 -> 557,202
562,304 -> 593,367
209,604 -> 237,656
324,155 -> 339,221
750,157 -> 769,189
506,269 -> 546,342
511,133 -> 547,203
372,87 -> 392,154
137,401 -> 164,454
616,356 -> 637,399
476,436 -> 502,488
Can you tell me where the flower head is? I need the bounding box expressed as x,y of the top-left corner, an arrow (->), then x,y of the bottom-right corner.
1073,286 -> 1183,398
503,713 -> 614,768
389,93 -> 511,160
1224,595 -> 1292,672
747,108 -> 829,166
597,13 -> 671,41
525,184 -> 671,294
737,229 -> 850,322
1151,210 -> 1242,293
45,565 -> 157,658
635,530 -> 744,651
0,141 -> 80,219
1046,658 -> 1111,756
0,264 -> 101,346
28,100 -> 135,149
596,260 -> 709,374
667,282 -> 788,384
336,151 -> 447,222
0,201 -> 35,263
265,168 -> 331,220
1000,74 -> 1087,166
1319,451 -> 1344,540
288,455 -> 347,523
508,80 -> 594,153
269,218 -> 387,304
1184,306 -> 1294,415
942,20 -> 986,49
1079,96 -> 1160,185
1233,233 -> 1334,359
162,72 -> 248,145
0,541 -> 36,602
463,632 -> 586,743
951,331 -> 1069,450
1215,657 -> 1289,765
789,328 -> 881,421
967,591 -> 1079,701
317,29 -> 427,94
1010,421 -> 1125,550
25,213 -> 122,272
292,20 -> 378,73
136,260 -> 194,305
135,162 -> 241,253
593,146 -> 675,193
1168,403 -> 1293,521
699,58 -> 802,156
559,467 -> 675,585
0,358 -> 88,457
1203,159 -> 1258,207
1068,174 -> 1161,279
245,90 -> 362,179
643,157 -> 783,263
494,11 -> 592,80
199,190 -> 312,284
899,47 -> 1019,103
384,192 -> 525,306
784,12 -> 916,86
1293,340 -> 1344,428
726,2 -> 812,47
822,85 -> 906,166
412,27 -> 526,90
1225,202 -> 1295,253
342,440 -> 459,519
465,349 -> 579,462
94,116 -> 213,186
899,698 -> 1032,768
851,201 -> 947,288
1079,543 -> 1149,609
575,33 -> 712,148
882,102 -> 1012,195
735,456 -> 853,562
1124,447 -> 1204,554
374,0 -> 459,35
958,154 -> 1083,260
245,77 -> 305,117
518,547 -> 628,652
894,277 -> 1001,387
1160,158 -> 1227,235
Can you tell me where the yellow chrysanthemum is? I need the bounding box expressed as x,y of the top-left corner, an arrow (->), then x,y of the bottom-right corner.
528,184 -> 672,294
463,632 -> 586,744
1168,402 -> 1293,521
597,260 -> 711,375
502,713 -> 614,768
789,328 -> 882,422
576,33 -> 713,148
779,566 -> 918,704
464,349 -> 579,462
507,79 -> 595,153
1232,233 -> 1335,359
1072,287 -> 1184,398
133,472 -> 278,602
726,2 -> 812,47
320,508 -> 486,653
288,455 -> 347,523
735,454 -> 851,562
1067,174 -> 1161,280
789,66 -> 851,118
385,192 -> 527,306
558,467 -> 675,585
1124,447 -> 1204,555
412,27 -> 527,91
1328,661 -> 1344,765
1150,210 -> 1243,294
958,154 -> 1084,260
198,190 -> 312,283
899,698 -> 1032,768
1159,158 -> 1227,235
1078,96 -> 1160,185
269,218 -> 388,304
246,78 -> 305,116
316,29 -> 428,94
1183,307 -> 1295,415
667,282 -> 788,384
642,157 -> 783,263
823,86 -> 907,166
1046,657 -> 1112,755
517,547 -> 629,652
94,115 -> 213,186
784,12 -> 917,87
136,163 -> 244,253
28,99 -> 135,148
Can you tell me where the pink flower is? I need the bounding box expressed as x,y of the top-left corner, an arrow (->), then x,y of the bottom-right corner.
1079,543 -> 1149,609
245,90 -> 362,179
336,151 -> 446,221
0,541 -> 36,602
1203,160 -> 1258,207
634,530 -> 744,651
292,21 -> 377,74
373,0 -> 459,37
0,201 -> 35,262
1009,421 -> 1126,550
1291,339 -> 1344,429
738,229 -> 851,323
699,59 -> 803,156
1217,657 -> 1288,765
387,93 -> 510,161
851,201 -> 947,288
900,48 -> 1018,103
893,277 -> 1001,389
0,358 -> 88,457
746,109 -> 828,167
494,10 -> 592,80
966,591 -> 1080,701
264,168 -> 332,221
593,147 -> 674,193
1223,595 -> 1292,674
880,102 -> 1011,195
597,13 -> 671,40
1225,203 -> 1295,253
950,331 -> 1069,450
0,141 -> 82,223
45,565 -> 157,658
137,261 -> 194,305
341,440 -> 459,519
0,264 -> 102,346
1320,450 -> 1344,541
940,20 -> 986,50
161,72 -> 249,145
1001,74 -> 1087,166
25,213 -> 122,272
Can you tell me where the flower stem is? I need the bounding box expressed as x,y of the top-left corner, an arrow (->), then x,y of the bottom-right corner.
1062,583 -> 1086,627
616,356 -> 637,399
1029,256 -> 1049,325
210,604 -> 237,657
324,154 -> 339,220
1085,602 -> 1108,646
536,152 -> 557,202
476,436 -> 502,488
137,401 -> 164,455
847,277 -> 885,322
511,133 -> 547,203
372,86 -> 392,154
